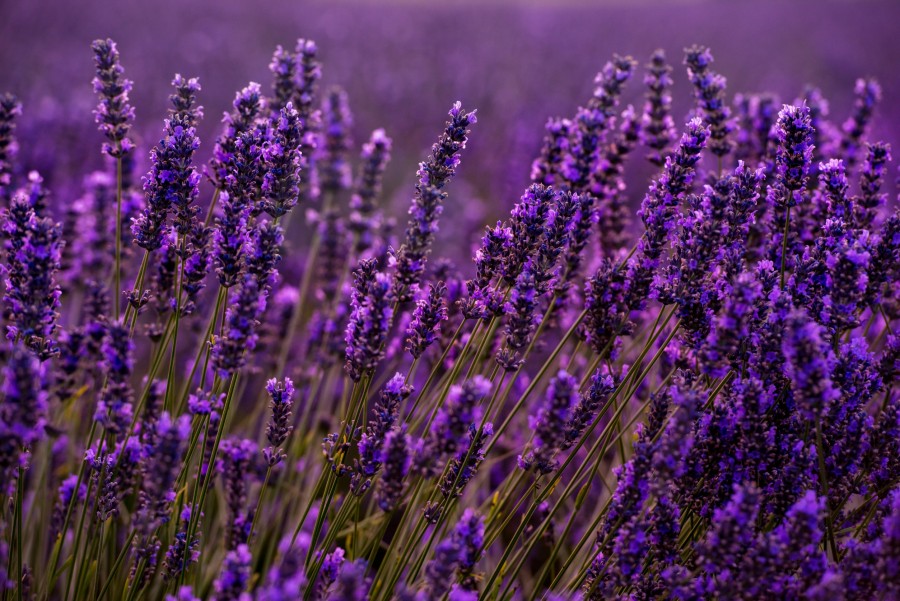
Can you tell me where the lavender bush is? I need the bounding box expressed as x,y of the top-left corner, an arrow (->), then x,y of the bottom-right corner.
0,29 -> 898,601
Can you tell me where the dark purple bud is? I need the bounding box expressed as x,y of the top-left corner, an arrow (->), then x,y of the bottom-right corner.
264,377 -> 295,466
318,86 -> 353,195
684,45 -> 733,157
406,281 -> 447,359
344,260 -> 394,382
212,544 -> 252,601
91,39 -> 135,158
211,274 -> 267,377
519,370 -> 577,474
391,102 -> 476,303
640,50 -> 676,166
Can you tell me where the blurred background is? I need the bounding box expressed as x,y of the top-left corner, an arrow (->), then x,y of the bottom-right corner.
1,0 -> 899,257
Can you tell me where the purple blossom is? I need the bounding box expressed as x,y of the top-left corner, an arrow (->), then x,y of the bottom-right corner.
211,274 -> 267,377
213,191 -> 250,288
264,377 -> 295,466
0,344 -> 47,494
405,281 -> 447,359
93,322 -> 135,437
210,82 -> 265,189
640,50 -> 676,166
318,86 -> 353,195
91,39 -> 134,158
391,102 -> 476,303
349,129 -> 392,255
218,438 -> 258,550
519,370 -> 578,474
839,77 -> 881,170
344,260 -> 394,381
262,102 -> 303,218
684,45 -> 734,157
855,141 -> 891,228
2,195 -> 63,359
416,376 -> 489,478
212,544 -> 252,601
375,425 -> 411,512
0,93 -> 21,203
531,117 -> 572,187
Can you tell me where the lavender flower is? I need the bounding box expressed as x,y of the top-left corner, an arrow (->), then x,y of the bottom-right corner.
354,373 -> 411,486
640,50 -> 676,166
422,536 -> 460,599
531,117 -> 572,187
210,82 -> 265,190
855,141 -> 891,229
684,45 -> 733,157
500,184 -> 553,287
455,509 -> 485,592
247,218 -> 284,288
213,191 -> 250,288
839,77 -> 881,169
0,93 -> 21,203
0,344 -> 47,493
132,413 -> 191,580
218,438 -> 258,549
438,423 -> 492,505
269,45 -> 297,113
2,196 -> 63,359
292,39 -> 322,205
211,274 -> 267,377
326,559 -> 369,601
212,544 -> 252,601
375,426 -> 411,512
391,102 -> 476,303
132,76 -> 202,249
318,86 -> 353,195
91,39 -> 134,158
262,102 -> 303,218
564,370 -> 617,448
264,377 -> 295,466
93,322 -> 135,437
349,129 -> 392,254
405,282 -> 447,359
344,260 -> 393,381
782,309 -> 840,421
163,507 -> 200,581
416,376 -> 489,478
519,370 -> 578,474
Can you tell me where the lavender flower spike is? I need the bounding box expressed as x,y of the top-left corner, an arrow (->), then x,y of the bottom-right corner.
264,377 -> 295,466
91,39 -> 134,158
0,93 -> 22,203
211,274 -> 267,377
262,102 -> 303,218
349,128 -> 392,254
212,544 -> 252,601
2,195 -> 63,359
318,86 -> 354,196
640,50 -> 676,166
133,76 -> 202,249
840,77 -> 881,169
684,45 -> 733,157
405,281 -> 448,359
519,369 -> 578,474
344,260 -> 394,382
375,426 -> 411,512
391,102 -> 476,303
0,345 -> 47,494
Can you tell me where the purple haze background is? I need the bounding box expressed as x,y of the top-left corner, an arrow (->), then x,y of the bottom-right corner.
1,0 -> 899,259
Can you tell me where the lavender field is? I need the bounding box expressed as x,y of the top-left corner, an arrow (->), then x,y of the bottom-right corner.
1,0 -> 900,599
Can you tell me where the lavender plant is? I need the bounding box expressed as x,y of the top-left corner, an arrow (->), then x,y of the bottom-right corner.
0,38 -> 897,601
